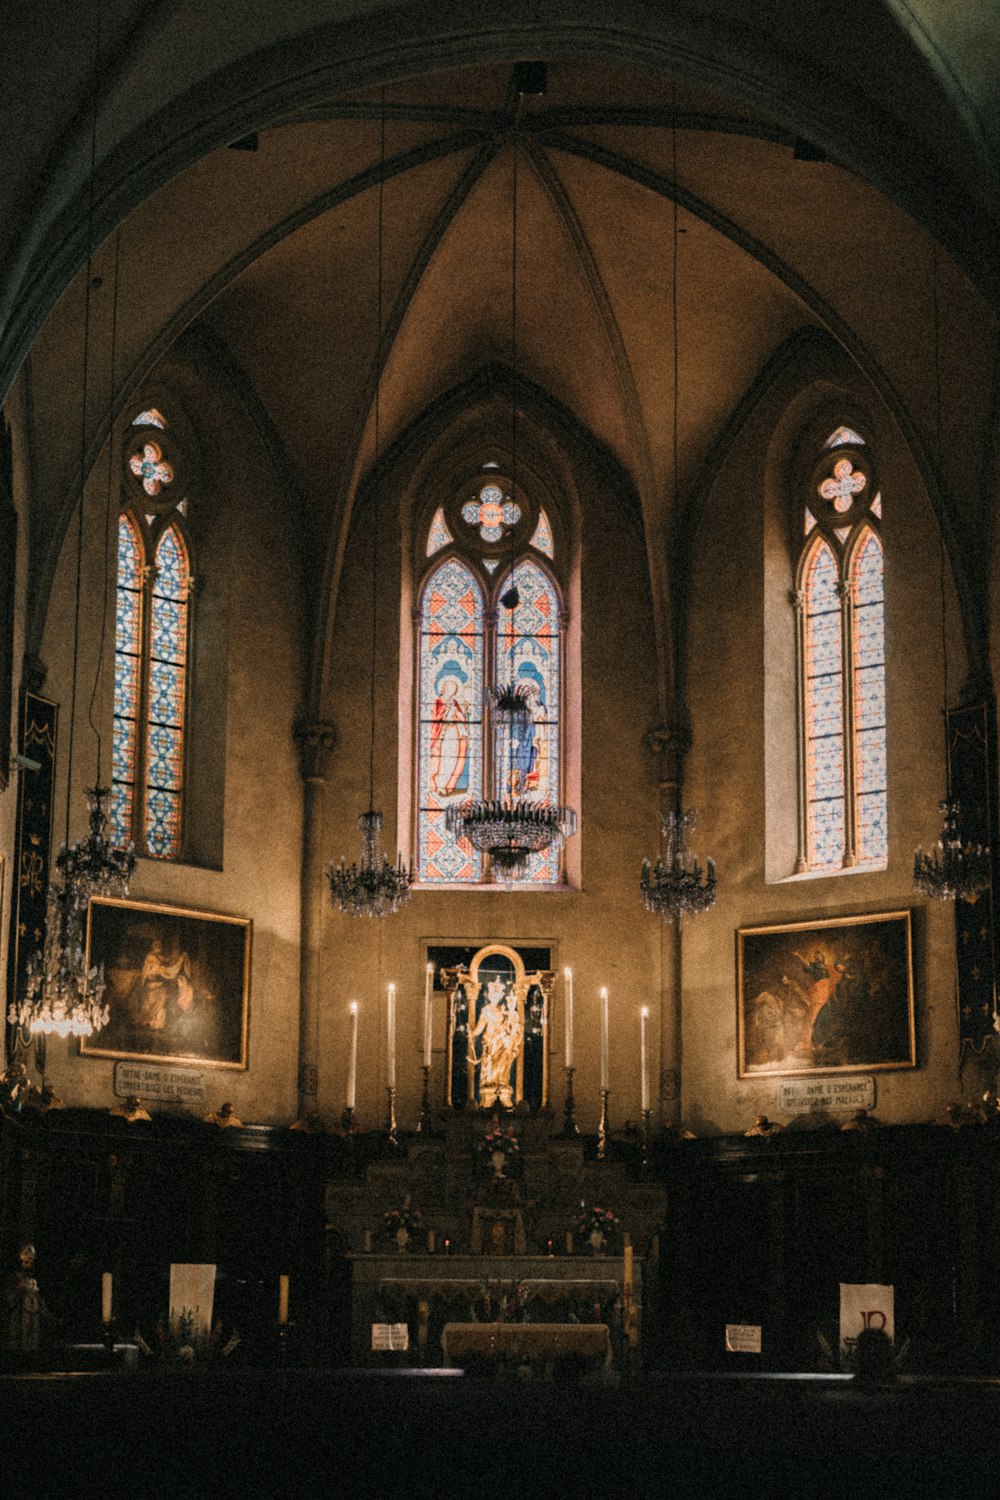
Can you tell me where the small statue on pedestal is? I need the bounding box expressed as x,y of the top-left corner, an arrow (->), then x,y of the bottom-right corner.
110,1094 -> 152,1122
204,1102 -> 242,1127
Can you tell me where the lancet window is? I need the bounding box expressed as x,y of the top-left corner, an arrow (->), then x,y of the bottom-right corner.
111,409 -> 192,859
415,473 -> 565,885
795,426 -> 886,872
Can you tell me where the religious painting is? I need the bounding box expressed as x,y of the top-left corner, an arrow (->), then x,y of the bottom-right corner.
81,897 -> 251,1068
441,943 -> 553,1109
737,910 -> 915,1079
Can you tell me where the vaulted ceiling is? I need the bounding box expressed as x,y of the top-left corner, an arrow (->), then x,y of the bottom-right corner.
8,20 -> 998,699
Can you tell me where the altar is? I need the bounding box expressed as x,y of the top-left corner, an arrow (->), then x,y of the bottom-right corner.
348,1252 -> 643,1368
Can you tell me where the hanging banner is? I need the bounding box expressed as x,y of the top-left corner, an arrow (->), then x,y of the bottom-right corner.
839,1282 -> 894,1360
948,704 -> 997,1051
5,690 -> 57,1061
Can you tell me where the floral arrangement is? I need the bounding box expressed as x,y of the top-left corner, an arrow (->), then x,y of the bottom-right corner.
575,1203 -> 619,1239
478,1115 -> 521,1162
383,1200 -> 423,1236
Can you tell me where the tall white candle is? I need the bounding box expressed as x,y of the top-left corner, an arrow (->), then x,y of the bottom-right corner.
101,1271 -> 113,1324
423,962 -> 434,1068
347,1001 -> 359,1111
640,1005 -> 650,1113
600,986 -> 609,1090
387,983 -> 396,1088
563,967 -> 574,1068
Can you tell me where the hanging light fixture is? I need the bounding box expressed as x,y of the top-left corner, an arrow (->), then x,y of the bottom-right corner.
8,5 -> 136,1040
446,71 -> 576,884
640,87 -> 716,921
913,249 -> 990,903
327,89 -> 412,918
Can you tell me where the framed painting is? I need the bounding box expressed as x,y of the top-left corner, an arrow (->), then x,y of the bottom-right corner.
737,910 -> 915,1079
81,897 -> 251,1069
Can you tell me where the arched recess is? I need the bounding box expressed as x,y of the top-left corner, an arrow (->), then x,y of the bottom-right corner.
319,365 -> 649,891
759,364 -> 966,886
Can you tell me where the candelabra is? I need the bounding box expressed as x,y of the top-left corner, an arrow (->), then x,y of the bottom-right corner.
562,1066 -> 578,1136
597,1088 -> 610,1160
641,809 -> 716,920
418,1065 -> 432,1133
385,1084 -> 398,1146
913,799 -> 991,903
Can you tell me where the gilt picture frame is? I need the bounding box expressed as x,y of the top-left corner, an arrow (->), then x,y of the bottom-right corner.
737,910 -> 915,1079
81,897 -> 251,1069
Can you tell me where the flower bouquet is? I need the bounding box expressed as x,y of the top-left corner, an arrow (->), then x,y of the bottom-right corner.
575,1202 -> 619,1252
383,1199 -> 422,1249
477,1115 -> 521,1178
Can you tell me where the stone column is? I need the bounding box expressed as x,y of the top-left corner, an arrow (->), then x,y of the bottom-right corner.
646,724 -> 690,1133
293,720 -> 337,1124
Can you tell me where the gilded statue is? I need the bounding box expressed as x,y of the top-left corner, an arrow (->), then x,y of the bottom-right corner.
468,977 -> 524,1110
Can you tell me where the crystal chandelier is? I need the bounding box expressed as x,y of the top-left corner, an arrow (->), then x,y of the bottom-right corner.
9,787 -> 136,1038
8,32 -> 138,1038
325,95 -> 412,918
327,810 -> 412,917
913,799 -> 990,903
641,810 -> 717,920
446,682 -> 577,882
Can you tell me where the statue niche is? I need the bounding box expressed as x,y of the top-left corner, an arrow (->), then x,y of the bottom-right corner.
442,945 -> 553,1110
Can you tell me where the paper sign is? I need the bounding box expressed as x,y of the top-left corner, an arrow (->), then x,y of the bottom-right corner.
115,1061 -> 207,1105
371,1323 -> 410,1351
777,1077 -> 875,1113
725,1324 -> 762,1354
840,1282 -> 893,1357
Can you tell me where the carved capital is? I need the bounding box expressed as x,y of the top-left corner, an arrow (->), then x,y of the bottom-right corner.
293,720 -> 337,783
646,723 -> 691,795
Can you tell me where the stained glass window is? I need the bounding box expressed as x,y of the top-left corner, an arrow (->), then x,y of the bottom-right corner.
112,418 -> 191,861
111,515 -> 143,847
415,502 -> 566,886
797,428 -> 886,871
145,527 -> 189,856
417,559 -> 485,883
426,507 -> 452,556
133,408 -> 166,430
529,509 -> 554,558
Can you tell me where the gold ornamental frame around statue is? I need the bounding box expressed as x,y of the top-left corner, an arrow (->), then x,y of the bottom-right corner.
442,943 -> 552,1109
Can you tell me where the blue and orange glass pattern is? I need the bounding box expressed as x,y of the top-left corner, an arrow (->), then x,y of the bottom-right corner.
804,540 -> 845,868
461,483 -> 520,542
417,558 -> 485,883
112,516 -> 143,847
852,529 -> 887,863
129,441 -> 174,497
495,561 -> 561,883
529,509 -> 554,558
426,507 -> 452,556
144,526 -> 189,858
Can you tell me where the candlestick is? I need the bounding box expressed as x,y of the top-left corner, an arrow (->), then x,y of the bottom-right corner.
386,983 -> 396,1089
278,1274 -> 289,1325
563,967 -> 574,1068
418,1063 -> 432,1133
347,1001 -> 358,1112
385,1083 -> 398,1145
597,1086 -> 610,1160
641,1107 -> 652,1171
640,1005 -> 650,1114
562,1065 -> 578,1136
423,962 -> 433,1069
599,986 -> 609,1091
101,1271 -> 113,1325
